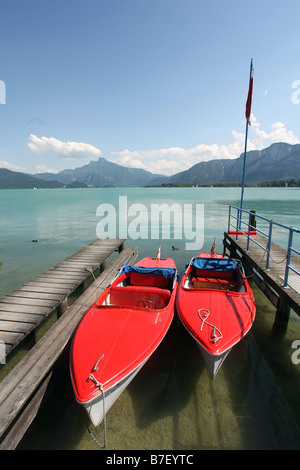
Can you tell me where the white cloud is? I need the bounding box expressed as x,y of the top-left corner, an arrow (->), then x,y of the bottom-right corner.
34,165 -> 60,174
247,116 -> 300,148
28,134 -> 102,160
0,161 -> 29,173
0,160 -> 60,175
23,118 -> 300,177
110,115 -> 300,176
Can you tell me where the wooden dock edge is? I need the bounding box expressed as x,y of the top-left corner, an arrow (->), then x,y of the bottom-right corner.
223,232 -> 299,327
0,246 -> 138,450
0,238 -> 127,358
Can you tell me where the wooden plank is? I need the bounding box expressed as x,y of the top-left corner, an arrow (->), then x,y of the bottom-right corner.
53,258 -> 99,265
52,260 -> 104,267
20,280 -> 74,288
0,297 -> 59,307
52,259 -> 98,265
15,285 -> 69,295
0,312 -> 44,323
0,246 -> 137,449
0,373 -> 53,450
49,265 -> 89,273
28,278 -> 78,287
49,265 -> 92,273
0,304 -> 52,314
33,273 -> 82,282
58,252 -> 105,258
47,266 -> 98,273
0,320 -> 35,334
37,273 -> 87,281
0,331 -> 24,347
21,282 -> 77,291
6,291 -> 66,301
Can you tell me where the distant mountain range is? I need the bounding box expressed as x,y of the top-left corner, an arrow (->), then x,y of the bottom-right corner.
36,157 -> 161,187
0,168 -> 88,189
151,142 -> 300,186
0,142 -> 300,189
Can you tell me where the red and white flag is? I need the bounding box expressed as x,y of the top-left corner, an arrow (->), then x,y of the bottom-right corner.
210,238 -> 216,255
245,61 -> 254,125
156,243 -> 162,266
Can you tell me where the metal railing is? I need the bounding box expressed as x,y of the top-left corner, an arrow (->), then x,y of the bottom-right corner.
228,205 -> 300,288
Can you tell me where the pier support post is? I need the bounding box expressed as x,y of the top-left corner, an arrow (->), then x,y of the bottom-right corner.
250,210 -> 256,229
118,241 -> 125,252
57,298 -> 68,318
274,297 -> 290,328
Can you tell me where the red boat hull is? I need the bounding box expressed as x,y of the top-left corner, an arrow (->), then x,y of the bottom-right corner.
70,257 -> 178,425
176,253 -> 255,378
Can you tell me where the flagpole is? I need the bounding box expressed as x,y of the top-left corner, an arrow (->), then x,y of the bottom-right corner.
240,114 -> 249,213
240,58 -> 254,226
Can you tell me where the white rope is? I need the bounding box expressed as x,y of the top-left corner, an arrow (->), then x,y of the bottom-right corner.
198,308 -> 223,343
87,374 -> 107,449
242,245 -> 287,281
87,267 -> 102,289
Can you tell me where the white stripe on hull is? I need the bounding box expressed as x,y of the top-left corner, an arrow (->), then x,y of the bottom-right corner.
197,342 -> 231,379
82,363 -> 145,426
179,318 -> 232,379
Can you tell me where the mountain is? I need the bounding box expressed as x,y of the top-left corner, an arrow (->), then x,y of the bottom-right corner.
37,157 -> 163,187
152,142 -> 300,186
0,168 -> 64,189
0,168 -> 88,189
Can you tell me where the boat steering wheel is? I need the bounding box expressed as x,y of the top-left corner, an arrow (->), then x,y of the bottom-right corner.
218,284 -> 236,291
137,299 -> 157,309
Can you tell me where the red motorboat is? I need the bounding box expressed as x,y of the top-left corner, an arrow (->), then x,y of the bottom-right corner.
176,248 -> 255,379
70,251 -> 178,431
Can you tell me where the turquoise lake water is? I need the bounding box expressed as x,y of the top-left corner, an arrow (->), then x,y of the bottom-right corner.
1,186 -> 300,450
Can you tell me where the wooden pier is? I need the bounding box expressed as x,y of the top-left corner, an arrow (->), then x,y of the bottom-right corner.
0,239 -> 137,450
0,238 -> 127,358
223,232 -> 300,326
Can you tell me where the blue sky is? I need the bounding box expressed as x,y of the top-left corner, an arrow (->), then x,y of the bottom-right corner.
1,0 -> 300,176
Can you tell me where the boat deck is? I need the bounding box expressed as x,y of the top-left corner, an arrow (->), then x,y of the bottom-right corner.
0,238 -> 126,358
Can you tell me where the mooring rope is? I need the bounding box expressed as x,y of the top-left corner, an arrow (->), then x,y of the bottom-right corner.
87,267 -> 102,289
87,374 -> 107,449
198,308 -> 223,343
243,243 -> 287,281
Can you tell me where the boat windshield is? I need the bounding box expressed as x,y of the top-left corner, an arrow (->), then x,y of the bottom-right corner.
120,264 -> 177,279
191,258 -> 239,272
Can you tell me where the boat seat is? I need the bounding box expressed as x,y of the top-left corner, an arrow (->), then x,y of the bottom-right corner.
129,271 -> 170,287
193,268 -> 234,280
192,277 -> 238,290
104,285 -> 171,309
